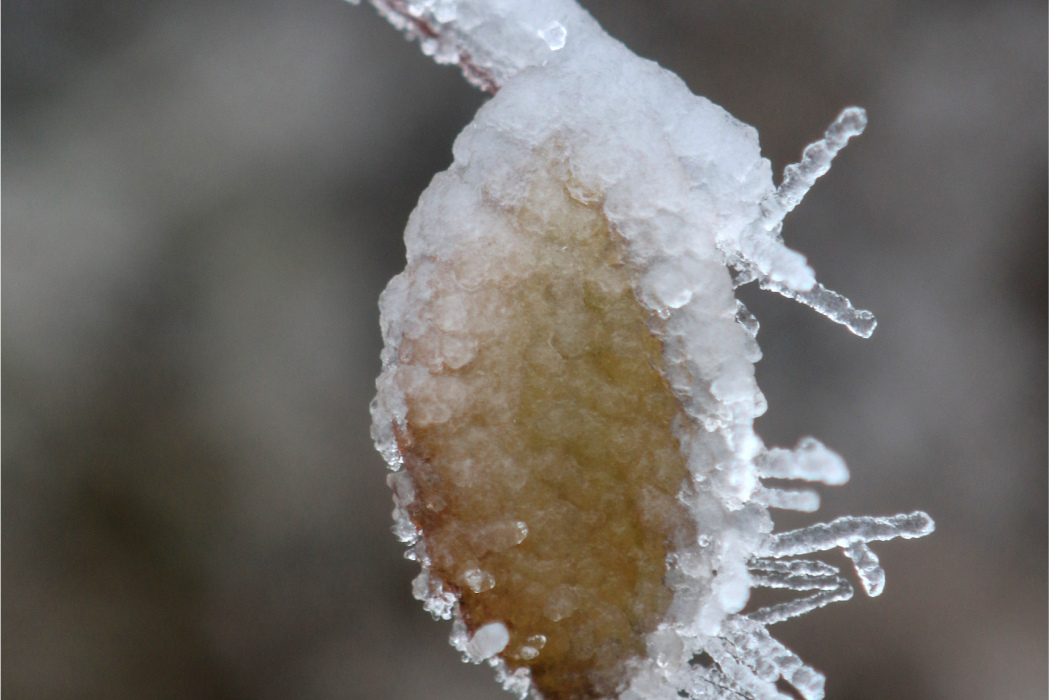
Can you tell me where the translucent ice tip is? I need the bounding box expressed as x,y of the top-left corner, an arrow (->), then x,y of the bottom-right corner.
760,277 -> 877,338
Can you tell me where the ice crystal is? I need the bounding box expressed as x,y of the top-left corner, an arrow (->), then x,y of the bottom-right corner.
360,1 -> 934,698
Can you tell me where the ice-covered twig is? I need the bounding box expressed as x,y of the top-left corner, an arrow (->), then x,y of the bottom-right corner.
360,0 -> 502,91
350,0 -> 600,92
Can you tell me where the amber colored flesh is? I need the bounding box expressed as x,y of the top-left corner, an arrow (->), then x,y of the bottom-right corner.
396,160 -> 694,699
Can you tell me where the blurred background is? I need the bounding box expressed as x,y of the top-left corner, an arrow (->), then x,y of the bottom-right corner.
2,0 -> 1045,698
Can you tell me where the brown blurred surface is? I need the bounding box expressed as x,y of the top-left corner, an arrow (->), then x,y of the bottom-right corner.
3,1 -> 1046,698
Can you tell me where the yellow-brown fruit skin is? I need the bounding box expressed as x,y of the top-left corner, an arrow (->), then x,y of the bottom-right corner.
393,158 -> 695,700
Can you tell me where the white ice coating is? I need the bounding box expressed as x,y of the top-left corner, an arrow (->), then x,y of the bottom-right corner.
361,1 -> 934,698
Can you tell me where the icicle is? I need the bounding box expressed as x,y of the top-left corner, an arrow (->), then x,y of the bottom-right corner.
758,107 -> 868,231
747,555 -> 856,627
702,637 -> 789,700
749,558 -> 842,591
845,541 -> 886,596
747,577 -> 854,625
751,486 -> 820,512
756,437 -> 849,485
723,618 -> 827,700
727,107 -> 869,301
767,512 -> 935,558
749,558 -> 840,578
701,617 -> 827,700
759,277 -> 877,338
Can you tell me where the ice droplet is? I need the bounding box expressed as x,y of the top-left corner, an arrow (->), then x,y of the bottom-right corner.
411,571 -> 430,601
464,568 -> 496,593
539,21 -> 567,50
519,646 -> 539,660
734,299 -> 760,337
467,622 -> 510,660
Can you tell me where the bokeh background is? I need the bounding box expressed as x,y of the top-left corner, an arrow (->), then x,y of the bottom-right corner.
3,1 -> 1046,698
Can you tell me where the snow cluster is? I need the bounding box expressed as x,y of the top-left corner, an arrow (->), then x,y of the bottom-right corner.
363,1 -> 933,698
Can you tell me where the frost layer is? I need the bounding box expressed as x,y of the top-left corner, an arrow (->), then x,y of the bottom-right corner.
365,1 -> 933,698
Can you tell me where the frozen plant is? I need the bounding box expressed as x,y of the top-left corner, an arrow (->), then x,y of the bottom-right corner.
359,1 -> 934,698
